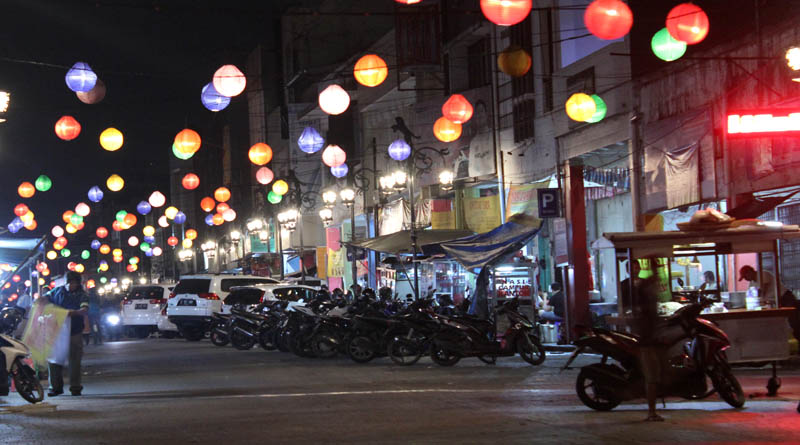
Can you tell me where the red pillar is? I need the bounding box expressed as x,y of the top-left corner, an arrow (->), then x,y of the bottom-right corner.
565,163 -> 591,339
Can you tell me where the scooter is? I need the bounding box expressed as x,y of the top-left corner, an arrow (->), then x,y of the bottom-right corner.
0,333 -> 43,403
563,298 -> 745,411
0,307 -> 24,335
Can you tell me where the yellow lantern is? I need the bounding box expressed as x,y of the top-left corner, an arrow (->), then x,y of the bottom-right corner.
20,211 -> 34,225
107,174 -> 125,192
46,250 -> 57,260
433,117 -> 462,142
165,206 -> 179,220
565,93 -> 597,122
497,45 -> 532,78
182,239 -> 193,249
100,127 -> 124,151
74,264 -> 85,273
38,278 -> 45,286
142,225 -> 155,237
65,223 -> 78,234
353,54 -> 388,87
272,180 -> 289,196
99,262 -> 109,272
112,248 -> 123,257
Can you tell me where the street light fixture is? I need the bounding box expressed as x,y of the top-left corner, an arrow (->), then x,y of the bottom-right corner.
278,208 -> 298,232
439,170 -> 454,191
319,208 -> 334,226
230,230 -> 241,243
322,189 -> 338,208
246,218 -> 264,232
379,174 -> 396,195
178,249 -> 194,261
392,170 -> 408,192
340,187 -> 356,206
201,241 -> 217,255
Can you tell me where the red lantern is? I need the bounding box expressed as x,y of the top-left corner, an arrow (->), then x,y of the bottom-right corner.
18,182 -> 35,198
96,226 -> 109,238
214,187 -> 231,203
666,3 -> 709,45
584,0 -> 633,40
182,173 -> 200,190
127,264 -> 137,273
442,94 -> 474,124
13,204 -> 28,217
55,115 -> 81,141
322,145 -> 346,167
395,0 -> 421,3
55,236 -> 67,248
167,236 -> 179,247
174,129 -> 202,155
212,213 -> 224,226
216,202 -> 230,214
256,167 -> 274,185
248,143 -> 273,166
200,197 -> 216,212
480,0 -> 531,26
112,220 -> 123,232
62,211 -> 74,224
123,213 -> 137,227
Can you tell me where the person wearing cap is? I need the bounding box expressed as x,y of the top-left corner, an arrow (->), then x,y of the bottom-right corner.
739,265 -> 800,340
42,271 -> 89,396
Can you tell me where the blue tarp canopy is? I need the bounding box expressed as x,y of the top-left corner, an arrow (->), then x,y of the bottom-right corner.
0,236 -> 44,266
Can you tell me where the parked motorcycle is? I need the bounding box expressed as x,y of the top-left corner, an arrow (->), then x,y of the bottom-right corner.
209,312 -> 231,347
0,307 -> 24,336
0,333 -> 43,403
563,298 -> 745,411
385,298 -> 440,366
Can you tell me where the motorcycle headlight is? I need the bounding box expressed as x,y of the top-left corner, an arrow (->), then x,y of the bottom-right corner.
106,314 -> 121,326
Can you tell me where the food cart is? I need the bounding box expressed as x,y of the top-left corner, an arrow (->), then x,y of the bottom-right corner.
603,224 -> 800,395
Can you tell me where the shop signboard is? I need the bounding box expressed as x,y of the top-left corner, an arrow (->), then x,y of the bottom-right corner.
553,218 -> 569,266
380,199 -> 404,235
464,194 -> 501,234
316,247 -> 327,280
537,188 -> 560,218
726,110 -> 800,137
431,199 -> 455,229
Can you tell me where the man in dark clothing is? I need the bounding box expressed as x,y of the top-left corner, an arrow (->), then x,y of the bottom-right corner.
540,282 -> 565,321
44,271 -> 89,396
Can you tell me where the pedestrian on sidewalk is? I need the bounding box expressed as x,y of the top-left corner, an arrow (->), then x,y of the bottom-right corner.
43,271 -> 89,397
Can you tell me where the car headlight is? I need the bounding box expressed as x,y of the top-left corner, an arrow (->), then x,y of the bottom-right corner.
106,314 -> 121,326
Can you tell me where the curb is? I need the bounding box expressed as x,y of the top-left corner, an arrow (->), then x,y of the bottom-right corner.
0,401 -> 57,414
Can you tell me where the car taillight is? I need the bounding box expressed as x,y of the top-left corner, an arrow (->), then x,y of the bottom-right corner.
198,293 -> 220,300
161,307 -> 167,316
259,291 -> 266,303
150,299 -> 165,304
168,292 -> 176,299
122,299 -> 132,305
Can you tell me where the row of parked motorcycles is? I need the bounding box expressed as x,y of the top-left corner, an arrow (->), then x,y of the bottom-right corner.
209,290 -> 546,367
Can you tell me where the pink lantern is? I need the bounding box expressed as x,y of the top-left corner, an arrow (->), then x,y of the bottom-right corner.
212,65 -> 246,97
256,167 -> 274,185
322,145 -> 347,168
318,84 -> 350,115
51,225 -> 64,238
222,208 -> 237,222
75,202 -> 91,217
480,0 -> 532,26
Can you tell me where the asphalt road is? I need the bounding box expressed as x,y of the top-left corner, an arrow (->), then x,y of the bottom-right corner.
0,338 -> 798,444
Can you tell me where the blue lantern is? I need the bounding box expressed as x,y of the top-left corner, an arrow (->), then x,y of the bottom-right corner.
331,164 -> 348,178
204,214 -> 214,226
7,217 -> 22,233
136,201 -> 152,215
65,62 -> 98,93
297,127 -> 325,154
90,240 -> 101,250
201,82 -> 231,112
174,211 -> 186,225
88,186 -> 104,203
145,249 -> 154,257
110,278 -> 118,286
144,236 -> 155,244
388,139 -> 411,161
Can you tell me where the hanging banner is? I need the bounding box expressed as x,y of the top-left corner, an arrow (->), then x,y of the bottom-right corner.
326,227 -> 345,278
464,194 -> 501,234
506,183 -> 543,220
380,199 -> 405,235
431,199 -> 455,229
316,247 -> 327,280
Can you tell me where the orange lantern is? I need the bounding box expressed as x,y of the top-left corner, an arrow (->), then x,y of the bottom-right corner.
167,236 -> 179,247
127,264 -> 138,273
214,187 -> 231,203
113,256 -> 123,264
55,236 -> 67,248
584,0 -> 633,40
62,210 -> 75,224
174,129 -> 202,155
24,220 -> 37,231
185,229 -> 198,240
212,65 -> 247,97
99,244 -> 111,255
322,144 -> 346,167
96,226 -> 109,238
666,3 -> 709,45
123,213 -> 137,227
200,197 -> 216,212
18,182 -> 35,198
442,94 -> 474,124
480,0 -> 532,26
216,202 -> 230,214
212,213 -> 225,226
112,220 -> 123,232
55,115 -> 81,141
248,143 -> 273,166
497,45 -> 532,78
353,54 -> 388,87
433,117 -> 462,142
182,173 -> 200,190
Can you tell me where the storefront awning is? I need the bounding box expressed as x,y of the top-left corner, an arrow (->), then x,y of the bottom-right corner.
0,235 -> 46,286
348,229 -> 474,255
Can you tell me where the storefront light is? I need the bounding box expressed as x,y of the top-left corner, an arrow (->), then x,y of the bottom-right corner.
258,230 -> 269,242
230,230 -> 241,242
786,47 -> 800,81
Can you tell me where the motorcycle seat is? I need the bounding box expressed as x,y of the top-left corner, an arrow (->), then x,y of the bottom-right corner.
231,309 -> 267,321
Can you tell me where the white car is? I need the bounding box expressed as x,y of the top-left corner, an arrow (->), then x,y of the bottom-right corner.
166,274 -> 280,341
121,284 -> 175,339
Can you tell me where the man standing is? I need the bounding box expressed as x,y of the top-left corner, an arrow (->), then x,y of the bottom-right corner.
44,271 -> 88,396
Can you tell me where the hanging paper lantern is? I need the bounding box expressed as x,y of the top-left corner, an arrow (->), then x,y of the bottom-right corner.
322,144 -> 346,167
115,210 -> 128,223
165,206 -> 179,220
47,251 -> 57,260
106,174 -> 124,191
91,240 -> 101,250
353,54 -> 389,87
152,247 -> 163,257
585,94 -> 608,124
216,202 -> 230,214
76,78 -> 106,105
134,201 -> 150,216
181,239 -> 193,249
204,214 -> 214,226
140,242 -> 151,252
256,167 -> 274,185
174,212 -> 187,225
54,115 -> 81,141
126,264 -> 137,273
565,93 -> 597,122
331,164 -> 349,178
24,220 -> 37,231
200,197 -> 216,212
318,84 -> 350,115
267,191 -> 282,204
158,216 -> 169,228
96,226 -> 108,238
70,213 -> 83,226
111,220 -> 123,232
200,82 -> 231,112
584,0 -> 633,40
214,187 -> 231,203
497,45 -> 531,77
55,236 -> 67,248
651,27 -> 687,62
61,211 -> 73,224
248,143 -> 273,166
99,127 -> 124,151
128,236 -> 139,247
18,182 -> 35,198
213,65 -> 246,97
74,264 -> 85,273
75,202 -> 90,217
7,218 -> 23,234
14,204 -> 28,217
297,127 -> 325,154
185,229 -> 198,240
123,213 -> 137,227
144,236 -> 155,244
148,191 -> 166,208
65,62 -> 97,93
212,214 -> 224,225
66,223 -> 77,234
20,211 -> 34,225
81,250 -> 90,260
442,94 -> 474,124
34,175 -> 52,192
666,3 -> 709,45
433,117 -> 462,142
479,0 -> 532,26
182,173 -> 200,190
112,248 -> 123,258
51,225 -> 64,238
142,225 -> 155,237
172,143 -> 194,160
174,129 -> 202,156
61,249 -> 71,258
222,209 -> 237,222
88,186 -> 104,203
272,180 -> 289,196
167,236 -> 179,247
388,139 -> 412,161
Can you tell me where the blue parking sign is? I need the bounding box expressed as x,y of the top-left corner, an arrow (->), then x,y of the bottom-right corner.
537,188 -> 560,218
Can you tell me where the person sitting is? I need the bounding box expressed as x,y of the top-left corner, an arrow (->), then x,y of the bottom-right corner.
699,271 -> 717,292
540,282 -> 565,322
739,265 -> 800,340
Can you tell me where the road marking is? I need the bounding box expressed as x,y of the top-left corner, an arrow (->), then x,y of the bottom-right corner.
201,388 -> 573,400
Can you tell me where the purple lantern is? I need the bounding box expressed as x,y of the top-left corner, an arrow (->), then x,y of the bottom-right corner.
205,214 -> 214,226
144,236 -> 155,244
91,240 -> 101,250
297,127 -> 325,154
136,201 -> 152,215
331,163 -> 348,178
174,211 -> 186,225
388,139 -> 411,161
88,186 -> 104,203
145,249 -> 154,257
201,82 -> 231,112
7,217 -> 22,233
65,62 -> 98,93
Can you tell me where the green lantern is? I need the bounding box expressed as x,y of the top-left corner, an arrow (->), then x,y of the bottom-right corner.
140,242 -> 151,252
115,210 -> 128,223
70,213 -> 83,226
81,250 -> 90,260
651,27 -> 686,62
585,95 -> 607,124
35,175 -> 52,192
61,248 -> 71,258
267,191 -> 282,204
100,276 -> 107,284
172,143 -> 194,160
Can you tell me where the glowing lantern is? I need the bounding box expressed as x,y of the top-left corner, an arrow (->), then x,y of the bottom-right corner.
174,212 -> 187,225
185,229 -> 198,240
3,218 -> 18,234
61,211 -> 73,225
67,262 -> 76,271
200,197 -> 216,212
76,79 -> 106,104
149,191 -> 166,208
214,187 -> 231,203
140,243 -> 150,252
143,226 -> 155,237
14,204 -> 28,217
35,174 -> 52,192
107,174 -> 124,191
585,95 -> 608,124
331,164 -> 349,178
24,220 -> 37,231
75,221 -> 85,231
442,94 -> 474,124
127,264 -> 137,273
81,250 -> 90,260
256,167 -> 274,185
498,45 -> 531,77
297,127 -> 324,154
565,93 -> 597,122
54,115 -> 82,141
165,206 -> 179,220
134,201 -> 150,216
248,143 -> 273,166
127,236 -> 139,247
91,240 -> 100,250
433,117 -> 462,142
167,236 -> 179,247
86,279 -> 95,289
74,264 -> 85,274
47,250 -> 57,260
318,84 -> 350,115
222,208 -> 237,222
651,27 -> 687,62
115,210 -> 127,223
272,180 -> 289,196
65,223 -> 77,234
212,214 -> 224,226
99,128 -> 124,152
353,54 -> 389,87
480,0 -> 532,26
129,257 -> 140,266
112,248 -> 122,257
200,82 -> 231,112
153,247 -> 163,257
20,211 -> 34,225
88,186 -> 104,203
61,249 -> 71,258
267,191 -> 282,204
123,213 -> 137,227
666,3 -> 709,45
182,239 -> 194,249
182,173 -> 200,190
172,143 -> 194,160
36,262 -> 47,273
51,225 -> 64,238
322,144 -> 346,167
144,236 -> 155,244
216,202 -> 230,214
213,65 -> 246,97
388,139 -> 412,161
18,182 -> 35,198
100,245 -> 111,255
75,202 -> 90,217
110,220 -> 122,232
96,227 -> 109,240
174,129 -> 202,156
205,214 -> 214,226
158,216 -> 169,228
70,213 -> 83,226
65,62 -> 97,93
584,0 -> 633,40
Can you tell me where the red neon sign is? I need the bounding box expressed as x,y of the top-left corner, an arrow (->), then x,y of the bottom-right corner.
727,111 -> 800,137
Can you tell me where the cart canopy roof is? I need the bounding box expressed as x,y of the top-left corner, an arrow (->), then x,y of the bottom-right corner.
348,229 -> 474,255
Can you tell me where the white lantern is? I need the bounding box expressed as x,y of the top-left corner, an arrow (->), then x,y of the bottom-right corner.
318,84 -> 350,115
